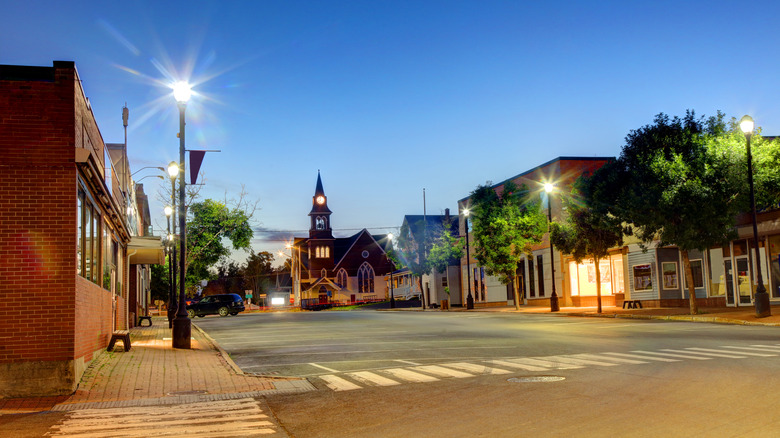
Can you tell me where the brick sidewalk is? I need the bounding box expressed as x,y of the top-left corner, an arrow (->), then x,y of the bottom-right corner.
0,317 -> 304,414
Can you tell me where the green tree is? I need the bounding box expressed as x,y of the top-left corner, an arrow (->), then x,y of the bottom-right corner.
242,250 -> 275,305
427,229 -> 464,275
185,198 -> 254,292
397,218 -> 432,309
150,262 -> 170,304
594,111 -> 743,315
550,178 -> 624,314
469,181 -> 547,310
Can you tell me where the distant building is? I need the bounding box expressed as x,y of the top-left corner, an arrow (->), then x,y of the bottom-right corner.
291,172 -> 394,306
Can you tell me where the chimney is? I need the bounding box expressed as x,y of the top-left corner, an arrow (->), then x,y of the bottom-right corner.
445,208 -> 450,222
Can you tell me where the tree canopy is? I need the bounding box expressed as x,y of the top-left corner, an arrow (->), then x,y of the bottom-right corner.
469,181 -> 546,310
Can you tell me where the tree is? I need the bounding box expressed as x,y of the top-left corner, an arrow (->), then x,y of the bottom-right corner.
397,218 -> 432,309
185,197 -> 254,292
550,177 -> 624,314
469,181 -> 547,310
149,263 -> 170,304
242,250 -> 275,305
428,229 -> 464,275
594,111 -> 744,315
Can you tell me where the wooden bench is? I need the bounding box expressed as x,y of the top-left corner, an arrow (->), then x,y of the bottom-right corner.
138,316 -> 152,327
107,330 -> 131,352
622,300 -> 643,309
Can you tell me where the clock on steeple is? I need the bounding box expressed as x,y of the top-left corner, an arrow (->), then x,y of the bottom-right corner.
309,171 -> 333,239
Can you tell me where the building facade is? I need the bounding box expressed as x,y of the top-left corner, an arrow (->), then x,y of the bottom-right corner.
291,173 -> 394,306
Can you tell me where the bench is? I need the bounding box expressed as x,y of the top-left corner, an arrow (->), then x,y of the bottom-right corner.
622,300 -> 643,309
138,316 -> 152,327
107,330 -> 131,352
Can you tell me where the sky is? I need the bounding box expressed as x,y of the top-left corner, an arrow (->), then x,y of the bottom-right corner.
4,0 -> 780,266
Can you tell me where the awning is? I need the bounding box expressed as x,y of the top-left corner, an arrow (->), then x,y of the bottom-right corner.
128,236 -> 166,265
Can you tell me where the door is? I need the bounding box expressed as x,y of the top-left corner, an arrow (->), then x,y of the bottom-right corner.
725,260 -> 735,306
735,256 -> 752,305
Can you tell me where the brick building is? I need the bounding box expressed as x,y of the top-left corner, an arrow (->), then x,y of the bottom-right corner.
0,61 -> 162,397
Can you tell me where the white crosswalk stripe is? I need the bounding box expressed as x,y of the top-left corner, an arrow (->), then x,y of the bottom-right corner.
310,344 -> 777,391
384,368 -> 440,382
347,371 -> 401,387
47,398 -> 279,437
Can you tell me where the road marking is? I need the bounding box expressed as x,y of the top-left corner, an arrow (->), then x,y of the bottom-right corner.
749,344 -> 780,351
662,349 -> 746,359
506,357 -> 583,370
720,346 -> 780,354
308,362 -> 340,373
384,368 -> 440,382
491,359 -> 550,372
602,352 -> 680,362
48,398 -> 277,437
568,353 -> 648,365
347,371 -> 401,387
445,362 -> 512,375
631,350 -> 712,360
543,355 -> 619,367
394,359 -> 421,366
320,374 -> 362,391
688,347 -> 774,357
412,365 -> 473,378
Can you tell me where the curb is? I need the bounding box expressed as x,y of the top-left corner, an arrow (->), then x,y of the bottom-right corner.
562,311 -> 780,327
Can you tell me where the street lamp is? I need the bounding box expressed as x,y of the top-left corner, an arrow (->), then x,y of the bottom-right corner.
464,209 -> 474,310
387,233 -> 395,309
545,183 -> 560,312
740,115 -> 770,318
173,82 -> 192,349
164,202 -> 175,328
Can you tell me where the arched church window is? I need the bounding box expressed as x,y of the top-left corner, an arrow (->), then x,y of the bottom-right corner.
337,268 -> 348,288
357,262 -> 374,293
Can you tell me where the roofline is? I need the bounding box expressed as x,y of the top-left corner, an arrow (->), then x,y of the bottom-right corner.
457,156 -> 615,203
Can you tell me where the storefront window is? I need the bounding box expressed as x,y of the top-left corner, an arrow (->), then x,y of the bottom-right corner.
708,249 -> 726,297
769,235 -> 780,299
568,259 -> 614,296
685,260 -> 704,289
662,262 -> 678,289
633,264 -> 652,291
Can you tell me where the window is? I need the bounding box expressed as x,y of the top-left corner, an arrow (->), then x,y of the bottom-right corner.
685,260 -> 704,289
78,185 -> 101,285
662,262 -> 678,289
528,258 -> 535,297
316,216 -> 326,230
358,263 -> 374,293
315,246 -> 330,258
537,255 -> 545,297
442,276 -> 448,288
633,264 -> 653,291
337,268 -> 348,288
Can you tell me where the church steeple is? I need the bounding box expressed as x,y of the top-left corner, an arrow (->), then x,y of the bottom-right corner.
309,171 -> 333,239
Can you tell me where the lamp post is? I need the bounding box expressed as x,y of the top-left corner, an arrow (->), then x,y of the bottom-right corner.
173,82 -> 192,349
164,204 -> 174,328
464,209 -> 474,310
167,162 -> 179,328
545,183 -> 560,312
387,233 -> 396,309
740,115 -> 770,318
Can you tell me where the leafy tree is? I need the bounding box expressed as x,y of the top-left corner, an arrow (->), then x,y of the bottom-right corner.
185,198 -> 254,292
593,111 -> 743,314
428,229 -> 464,274
550,177 -> 624,314
242,250 -> 275,305
469,181 -> 547,310
150,262 -> 170,304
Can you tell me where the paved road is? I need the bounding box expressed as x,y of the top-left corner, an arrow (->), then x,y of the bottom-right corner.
196,311 -> 780,437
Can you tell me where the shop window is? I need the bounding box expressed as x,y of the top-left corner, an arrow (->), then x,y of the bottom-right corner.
442,276 -> 448,288
537,255 -> 545,297
662,262 -> 678,289
528,258 -> 535,297
633,264 -> 653,291
770,236 -> 780,299
685,260 -> 704,289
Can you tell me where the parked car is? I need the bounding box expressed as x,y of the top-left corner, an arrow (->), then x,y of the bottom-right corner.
186,293 -> 245,318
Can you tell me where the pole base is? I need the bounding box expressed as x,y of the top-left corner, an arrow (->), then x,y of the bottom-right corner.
754,291 -> 771,318
550,294 -> 560,312
466,294 -> 474,310
167,308 -> 175,329
172,316 -> 191,349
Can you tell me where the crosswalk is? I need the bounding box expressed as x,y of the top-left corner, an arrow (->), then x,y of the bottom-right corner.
313,344 -> 780,392
47,398 -> 283,437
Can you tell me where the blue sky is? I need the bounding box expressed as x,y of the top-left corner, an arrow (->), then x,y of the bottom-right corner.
4,1 -> 780,264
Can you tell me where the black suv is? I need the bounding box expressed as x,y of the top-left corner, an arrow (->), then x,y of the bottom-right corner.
186,294 -> 245,318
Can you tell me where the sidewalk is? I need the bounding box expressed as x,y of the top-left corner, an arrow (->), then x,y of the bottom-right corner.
0,317 -> 312,415
459,303 -> 780,326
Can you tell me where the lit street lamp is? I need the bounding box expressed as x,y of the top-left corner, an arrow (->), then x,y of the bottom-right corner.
545,183 -> 560,312
740,115 -> 770,318
173,82 -> 192,349
464,209 -> 474,310
166,161 -> 178,329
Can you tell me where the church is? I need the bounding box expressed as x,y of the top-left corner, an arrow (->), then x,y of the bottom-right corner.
291,172 -> 395,307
